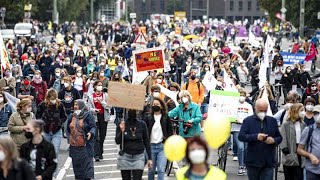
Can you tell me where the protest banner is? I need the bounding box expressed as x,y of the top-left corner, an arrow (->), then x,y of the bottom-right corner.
133,47 -> 165,72
280,52 -> 306,66
208,90 -> 240,122
107,82 -> 146,111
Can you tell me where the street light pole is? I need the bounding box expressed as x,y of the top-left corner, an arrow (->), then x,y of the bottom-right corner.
53,0 -> 57,23
90,0 -> 94,22
206,0 -> 209,18
281,0 -> 286,20
190,0 -> 192,21
299,0 -> 305,37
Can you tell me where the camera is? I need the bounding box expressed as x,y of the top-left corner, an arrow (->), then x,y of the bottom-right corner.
183,122 -> 193,134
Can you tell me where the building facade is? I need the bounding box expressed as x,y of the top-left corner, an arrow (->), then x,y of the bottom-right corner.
127,0 -> 265,23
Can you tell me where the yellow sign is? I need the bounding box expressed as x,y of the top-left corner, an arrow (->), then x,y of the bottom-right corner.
174,11 -> 186,20
24,4 -> 32,11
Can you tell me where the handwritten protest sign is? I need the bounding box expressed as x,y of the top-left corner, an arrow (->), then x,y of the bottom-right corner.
133,47 -> 165,72
108,82 -> 146,110
208,90 -> 240,122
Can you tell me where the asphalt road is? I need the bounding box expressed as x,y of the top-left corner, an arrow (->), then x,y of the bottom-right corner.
54,37 -> 320,180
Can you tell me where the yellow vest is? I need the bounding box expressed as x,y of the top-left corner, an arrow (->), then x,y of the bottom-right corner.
176,165 -> 227,180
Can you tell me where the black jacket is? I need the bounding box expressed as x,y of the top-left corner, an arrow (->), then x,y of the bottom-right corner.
297,71 -> 312,88
20,138 -> 57,180
144,114 -> 173,142
0,159 -> 36,180
36,102 -> 68,133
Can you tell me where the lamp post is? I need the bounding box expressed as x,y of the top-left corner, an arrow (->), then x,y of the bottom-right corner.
0,7 -> 6,29
299,0 -> 305,37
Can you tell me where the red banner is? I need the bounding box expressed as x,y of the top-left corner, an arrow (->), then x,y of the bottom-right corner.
305,43 -> 317,61
133,48 -> 165,72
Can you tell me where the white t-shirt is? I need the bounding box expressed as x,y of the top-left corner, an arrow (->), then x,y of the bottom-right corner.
295,121 -> 301,143
150,114 -> 164,144
74,77 -> 83,91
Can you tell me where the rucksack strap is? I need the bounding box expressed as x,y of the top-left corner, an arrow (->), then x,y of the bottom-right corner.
306,125 -> 314,153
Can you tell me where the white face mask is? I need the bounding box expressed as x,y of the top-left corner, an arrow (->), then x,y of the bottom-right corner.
118,63 -> 123,66
217,81 -> 222,86
74,110 -> 81,115
50,99 -> 57,104
311,86 -> 317,91
100,62 -> 105,66
299,111 -> 306,118
257,112 -> 266,121
100,73 -> 105,77
26,107 -> 32,113
0,97 -> 4,103
156,79 -> 162,84
306,105 -> 314,112
77,73 -> 82,77
64,83 -> 70,88
205,68 -> 209,71
55,73 -> 61,77
182,97 -> 189,103
189,149 -> 206,164
239,96 -> 246,103
153,92 -> 160,98
0,151 -> 5,162
96,86 -> 103,91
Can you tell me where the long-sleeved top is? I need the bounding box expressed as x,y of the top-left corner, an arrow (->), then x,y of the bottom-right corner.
297,71 -> 312,88
20,138 -> 57,180
37,56 -> 53,76
58,87 -> 81,115
36,102 -> 67,133
231,102 -> 254,132
168,102 -> 202,138
115,119 -> 151,159
239,115 -> 282,168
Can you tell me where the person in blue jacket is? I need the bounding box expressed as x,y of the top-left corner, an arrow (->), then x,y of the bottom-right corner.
239,98 -> 282,180
168,90 -> 202,138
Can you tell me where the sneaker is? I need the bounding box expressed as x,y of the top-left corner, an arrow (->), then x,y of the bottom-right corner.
237,167 -> 244,176
243,167 -> 247,175
233,156 -> 238,161
95,157 -> 100,162
99,155 -> 104,160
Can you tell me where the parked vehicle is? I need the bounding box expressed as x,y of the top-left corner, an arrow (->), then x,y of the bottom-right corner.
14,23 -> 33,37
0,29 -> 15,40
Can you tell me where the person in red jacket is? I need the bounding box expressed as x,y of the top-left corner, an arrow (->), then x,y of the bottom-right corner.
31,70 -> 47,105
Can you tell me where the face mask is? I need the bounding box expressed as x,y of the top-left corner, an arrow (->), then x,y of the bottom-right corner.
311,86 -> 317,91
26,107 -> 32,113
153,92 -> 160,98
100,62 -> 105,66
0,97 -> 3,103
96,86 -> 103,91
152,105 -> 161,112
118,63 -> 123,66
205,68 -> 209,71
287,70 -> 291,73
191,75 -> 196,80
230,64 -> 235,68
77,73 -> 82,77
24,80 -> 30,86
157,79 -> 162,84
182,97 -> 189,103
30,65 -> 35,68
25,131 -> 33,139
34,75 -> 40,79
217,81 -> 222,86
80,54 -> 84,57
65,62 -> 70,65
50,99 -> 56,104
299,111 -> 306,118
89,61 -> 94,65
189,149 -> 206,164
64,83 -> 70,88
0,151 -> 6,162
239,96 -> 246,103
55,73 -> 61,77
74,110 -> 81,115
193,63 -> 197,66
257,112 -> 266,120
306,105 -> 314,112
100,73 -> 105,77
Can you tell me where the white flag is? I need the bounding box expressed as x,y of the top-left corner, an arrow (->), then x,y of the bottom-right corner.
248,31 -> 260,47
263,35 -> 275,66
202,71 -> 217,91
223,70 -> 238,92
261,87 -> 273,116
3,92 -> 19,112
258,62 -> 267,88
157,84 -> 179,107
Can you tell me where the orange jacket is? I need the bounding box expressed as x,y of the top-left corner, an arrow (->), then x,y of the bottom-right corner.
182,79 -> 205,104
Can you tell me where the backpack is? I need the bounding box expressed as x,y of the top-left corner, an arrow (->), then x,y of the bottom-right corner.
306,125 -> 314,153
280,110 -> 286,125
186,81 -> 201,96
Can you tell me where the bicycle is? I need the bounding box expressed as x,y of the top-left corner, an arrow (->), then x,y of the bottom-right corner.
216,142 -> 229,171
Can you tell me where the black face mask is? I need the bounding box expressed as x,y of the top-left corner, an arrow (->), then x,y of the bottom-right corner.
25,132 -> 33,139
152,105 -> 161,112
191,75 -> 196,80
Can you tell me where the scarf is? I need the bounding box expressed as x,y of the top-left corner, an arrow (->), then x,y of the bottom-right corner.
32,76 -> 43,84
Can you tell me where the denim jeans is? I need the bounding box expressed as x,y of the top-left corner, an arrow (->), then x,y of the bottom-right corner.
148,143 -> 166,180
201,103 -> 208,114
43,129 -> 62,158
247,166 -> 274,180
233,131 -> 246,167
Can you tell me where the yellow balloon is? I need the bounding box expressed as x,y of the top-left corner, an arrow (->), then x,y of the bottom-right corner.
57,37 -> 64,44
211,36 -> 217,42
204,115 -> 231,149
212,49 -> 219,58
164,135 -> 187,161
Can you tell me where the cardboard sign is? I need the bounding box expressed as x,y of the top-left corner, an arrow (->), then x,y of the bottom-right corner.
133,47 -> 165,72
107,82 -> 145,110
208,90 -> 240,122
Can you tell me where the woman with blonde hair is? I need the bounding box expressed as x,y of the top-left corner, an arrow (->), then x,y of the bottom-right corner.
8,98 -> 35,150
36,88 -> 67,157
0,136 -> 36,179
280,103 -> 306,180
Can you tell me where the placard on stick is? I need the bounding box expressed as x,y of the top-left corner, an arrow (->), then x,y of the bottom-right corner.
107,82 -> 145,110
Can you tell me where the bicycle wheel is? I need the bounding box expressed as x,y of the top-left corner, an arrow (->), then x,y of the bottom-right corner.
218,143 -> 228,171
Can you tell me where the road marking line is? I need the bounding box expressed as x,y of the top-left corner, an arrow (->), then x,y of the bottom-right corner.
56,157 -> 72,180
71,164 -> 117,169
103,143 -> 117,146
96,175 -> 153,180
103,148 -> 118,151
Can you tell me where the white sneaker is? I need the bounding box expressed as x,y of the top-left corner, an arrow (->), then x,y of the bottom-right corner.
233,156 -> 238,161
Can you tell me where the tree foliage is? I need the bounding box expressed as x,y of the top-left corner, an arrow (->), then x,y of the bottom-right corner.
258,0 -> 320,28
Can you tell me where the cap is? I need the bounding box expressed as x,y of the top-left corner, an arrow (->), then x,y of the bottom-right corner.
313,105 -> 320,113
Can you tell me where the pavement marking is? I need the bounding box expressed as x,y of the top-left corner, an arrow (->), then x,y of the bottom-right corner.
71,164 -> 117,169
103,143 -> 117,146
56,157 -> 72,180
102,152 -> 118,156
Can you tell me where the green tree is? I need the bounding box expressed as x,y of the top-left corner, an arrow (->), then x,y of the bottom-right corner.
166,0 -> 184,14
